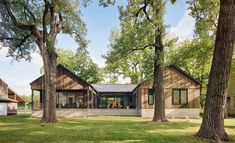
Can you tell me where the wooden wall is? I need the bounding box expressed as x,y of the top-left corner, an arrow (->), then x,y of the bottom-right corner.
136,66 -> 201,109
0,79 -> 8,97
227,67 -> 235,115
31,67 -> 89,91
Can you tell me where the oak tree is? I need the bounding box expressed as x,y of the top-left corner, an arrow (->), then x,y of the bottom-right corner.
0,0 -> 88,123
195,0 -> 235,141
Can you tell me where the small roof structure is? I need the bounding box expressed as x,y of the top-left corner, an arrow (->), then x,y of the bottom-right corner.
91,84 -> 138,93
0,78 -> 23,103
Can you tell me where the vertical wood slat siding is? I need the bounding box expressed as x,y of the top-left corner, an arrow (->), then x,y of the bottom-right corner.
31,68 -> 88,91
0,79 -> 8,97
227,68 -> 235,115
137,67 -> 201,109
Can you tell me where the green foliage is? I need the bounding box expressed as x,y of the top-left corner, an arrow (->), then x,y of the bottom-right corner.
57,48 -> 102,83
0,0 -> 89,61
103,27 -> 148,83
104,0 -> 175,83
99,0 -> 116,7
167,36 -> 213,85
187,0 -> 219,37
165,0 -> 220,108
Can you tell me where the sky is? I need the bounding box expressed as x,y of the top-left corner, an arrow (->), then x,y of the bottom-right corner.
0,0 -> 195,95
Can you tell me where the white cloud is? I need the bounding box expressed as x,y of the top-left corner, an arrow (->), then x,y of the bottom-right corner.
31,53 -> 43,68
0,45 -> 8,56
0,44 -> 42,95
91,56 -> 105,68
170,10 -> 195,41
117,75 -> 131,84
102,73 -> 131,84
2,77 -> 32,95
0,45 -> 10,62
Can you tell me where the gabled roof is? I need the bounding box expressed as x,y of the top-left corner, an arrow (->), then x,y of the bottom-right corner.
30,64 -> 97,92
136,65 -> 202,89
0,78 -> 20,102
168,65 -> 202,85
91,84 -> 138,93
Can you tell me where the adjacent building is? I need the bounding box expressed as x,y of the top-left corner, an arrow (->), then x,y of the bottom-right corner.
227,66 -> 235,116
0,79 -> 19,115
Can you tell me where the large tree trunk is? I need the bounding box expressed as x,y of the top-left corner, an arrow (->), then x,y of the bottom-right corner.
40,42 -> 57,123
196,0 -> 235,141
152,33 -> 167,122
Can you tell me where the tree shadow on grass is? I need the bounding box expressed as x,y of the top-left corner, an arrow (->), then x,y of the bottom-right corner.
0,115 -> 232,143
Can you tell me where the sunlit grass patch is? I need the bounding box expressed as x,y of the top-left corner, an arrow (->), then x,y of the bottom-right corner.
0,115 -> 234,143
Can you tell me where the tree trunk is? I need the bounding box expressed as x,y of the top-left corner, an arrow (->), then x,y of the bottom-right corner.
152,33 -> 167,122
40,42 -> 57,123
196,0 -> 235,141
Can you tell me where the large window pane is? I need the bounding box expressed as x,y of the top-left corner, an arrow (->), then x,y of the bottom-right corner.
172,89 -> 188,105
180,90 -> 187,104
59,92 -> 67,107
173,89 -> 180,104
99,97 -> 106,108
76,93 -> 84,108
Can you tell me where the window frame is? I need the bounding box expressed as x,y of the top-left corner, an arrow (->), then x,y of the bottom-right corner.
148,89 -> 154,105
172,89 -> 188,105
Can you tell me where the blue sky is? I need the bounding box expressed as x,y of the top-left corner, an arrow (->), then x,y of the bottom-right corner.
0,0 -> 195,95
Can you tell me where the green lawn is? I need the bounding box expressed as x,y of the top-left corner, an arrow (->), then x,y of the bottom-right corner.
0,115 -> 234,143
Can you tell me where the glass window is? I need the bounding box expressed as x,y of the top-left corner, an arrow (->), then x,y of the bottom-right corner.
180,90 -> 187,104
76,93 -> 84,108
173,90 -> 180,104
99,97 -> 107,108
172,89 -> 188,105
148,89 -> 154,105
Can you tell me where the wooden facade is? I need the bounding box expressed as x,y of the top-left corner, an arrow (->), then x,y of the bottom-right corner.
135,65 -> 201,109
30,64 -> 96,110
0,79 -> 19,115
30,64 -> 201,118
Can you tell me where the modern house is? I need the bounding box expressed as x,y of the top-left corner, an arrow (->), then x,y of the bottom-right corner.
0,79 -> 20,115
30,64 -> 201,118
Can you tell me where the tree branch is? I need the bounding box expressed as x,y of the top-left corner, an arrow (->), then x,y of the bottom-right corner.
56,12 -> 64,33
0,37 -> 21,41
22,2 -> 37,22
126,44 -> 156,55
42,0 -> 49,42
134,0 -> 153,24
73,32 -> 88,48
15,34 -> 31,49
1,0 -> 42,43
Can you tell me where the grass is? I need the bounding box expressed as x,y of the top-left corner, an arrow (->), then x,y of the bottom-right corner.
0,115 -> 234,143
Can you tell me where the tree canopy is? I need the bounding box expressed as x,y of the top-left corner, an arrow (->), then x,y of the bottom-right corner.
0,0 -> 89,61
57,48 -> 102,83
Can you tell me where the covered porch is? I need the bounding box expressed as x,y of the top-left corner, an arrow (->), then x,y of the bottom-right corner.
31,89 -> 95,110
30,64 -> 96,111
96,92 -> 136,109
91,84 -> 138,109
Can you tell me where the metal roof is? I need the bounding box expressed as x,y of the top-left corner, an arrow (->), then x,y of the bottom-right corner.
91,84 -> 138,93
